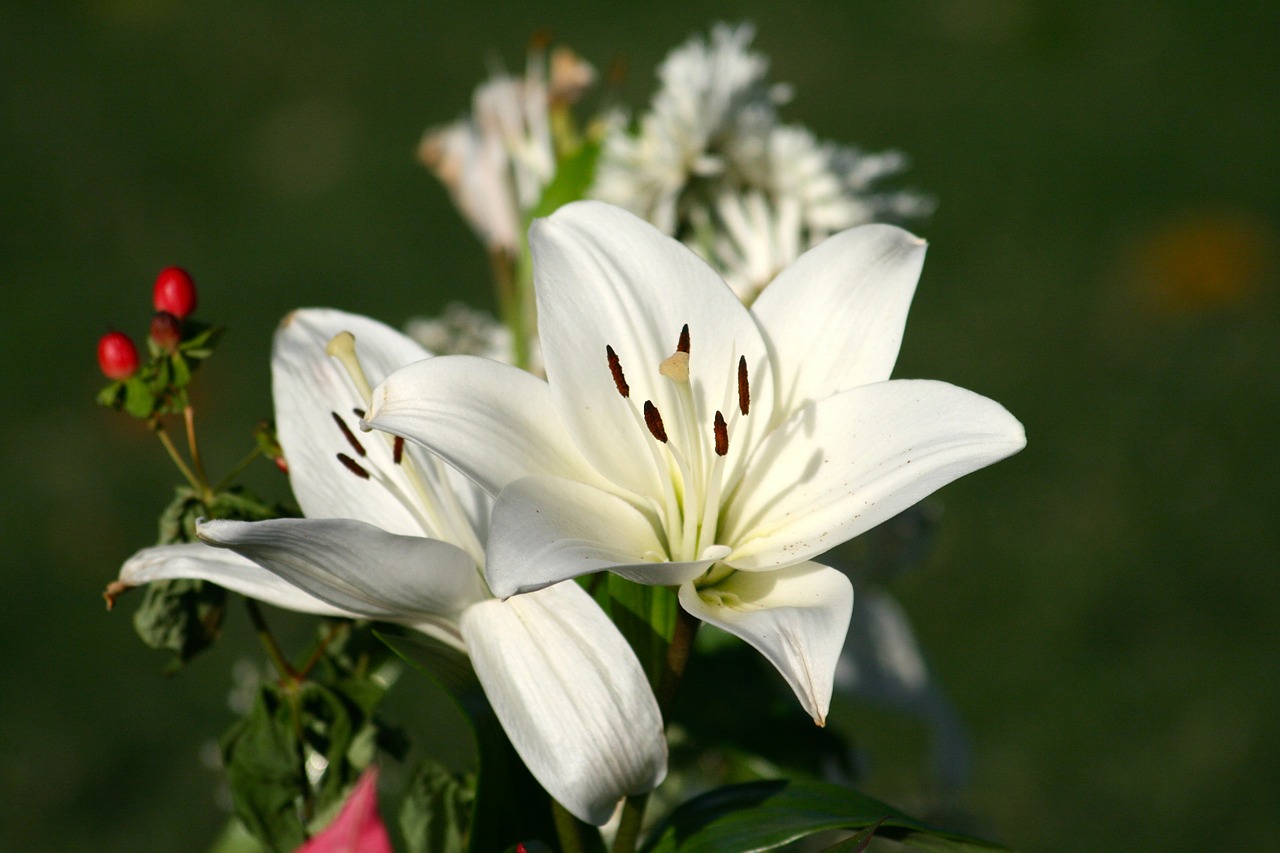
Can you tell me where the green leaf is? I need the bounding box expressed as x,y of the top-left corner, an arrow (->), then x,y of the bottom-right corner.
530,140 -> 601,220
377,628 -> 558,853
132,577 -> 227,672
599,574 -> 677,689
820,818 -> 885,853
221,684 -> 308,853
170,352 -> 192,388
123,374 -> 156,418
399,759 -> 476,853
641,779 -> 1011,853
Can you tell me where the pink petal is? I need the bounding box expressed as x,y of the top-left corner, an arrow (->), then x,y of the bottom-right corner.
296,767 -> 393,853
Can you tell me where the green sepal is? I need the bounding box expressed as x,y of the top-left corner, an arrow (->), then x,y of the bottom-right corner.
179,321 -> 225,359
399,759 -> 476,853
377,628 -> 558,853
123,374 -> 157,418
641,779 -> 1011,853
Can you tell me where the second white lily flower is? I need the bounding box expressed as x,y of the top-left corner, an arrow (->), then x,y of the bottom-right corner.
366,201 -> 1026,725
116,308 -> 665,826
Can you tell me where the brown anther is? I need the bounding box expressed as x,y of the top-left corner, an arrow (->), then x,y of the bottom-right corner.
332,412 -> 367,456
713,411 -> 729,456
643,400 -> 668,443
607,345 -> 630,398
337,453 -> 371,479
352,407 -> 367,419
393,436 -> 405,465
676,323 -> 690,354
737,356 -> 751,416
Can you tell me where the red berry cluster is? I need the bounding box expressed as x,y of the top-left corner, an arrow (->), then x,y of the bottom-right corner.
96,267 -> 199,380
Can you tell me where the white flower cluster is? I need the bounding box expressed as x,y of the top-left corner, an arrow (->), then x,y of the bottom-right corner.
592,23 -> 931,301
418,44 -> 594,257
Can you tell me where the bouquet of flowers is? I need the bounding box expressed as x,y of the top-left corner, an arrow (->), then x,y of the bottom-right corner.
98,24 -> 1024,853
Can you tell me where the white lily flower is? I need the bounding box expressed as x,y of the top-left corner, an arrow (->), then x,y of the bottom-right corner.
364,201 -> 1027,726
112,308 -> 665,826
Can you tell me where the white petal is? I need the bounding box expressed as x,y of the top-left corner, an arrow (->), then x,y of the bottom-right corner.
679,562 -> 853,725
197,518 -> 486,626
116,542 -> 355,617
723,380 -> 1026,570
366,355 -> 609,498
460,582 -> 667,825
273,308 -> 433,535
486,476 -> 726,598
529,200 -> 775,496
750,224 -> 926,416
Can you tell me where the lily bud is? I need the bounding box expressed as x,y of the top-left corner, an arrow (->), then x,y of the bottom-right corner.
149,311 -> 182,353
153,266 -> 198,319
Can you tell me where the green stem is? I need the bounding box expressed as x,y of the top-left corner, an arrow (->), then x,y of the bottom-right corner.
613,603 -> 702,853
655,603 -> 700,716
213,445 -> 264,493
244,598 -> 297,682
152,422 -> 202,493
610,793 -> 649,853
552,800 -> 589,853
182,402 -> 214,502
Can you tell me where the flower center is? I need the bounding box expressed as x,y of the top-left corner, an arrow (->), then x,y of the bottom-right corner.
606,323 -> 752,562
325,332 -> 485,565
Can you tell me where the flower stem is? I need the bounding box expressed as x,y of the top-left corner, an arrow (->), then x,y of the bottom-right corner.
244,598 -> 297,682
613,604 -> 702,853
213,445 -> 263,493
656,603 -> 700,715
183,402 -> 214,503
610,794 -> 649,853
551,799 -> 589,853
152,421 -> 202,494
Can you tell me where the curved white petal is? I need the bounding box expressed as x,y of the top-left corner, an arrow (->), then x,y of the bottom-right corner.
750,225 -> 926,416
486,476 -> 725,598
116,543 -> 355,617
679,562 -> 853,725
530,200 -> 775,497
723,379 -> 1026,570
460,581 -> 667,825
197,518 -> 487,626
273,309 -> 433,535
366,355 -> 609,498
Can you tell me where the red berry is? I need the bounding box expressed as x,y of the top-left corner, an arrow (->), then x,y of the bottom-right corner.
98,331 -> 140,380
153,266 -> 198,319
149,311 -> 182,352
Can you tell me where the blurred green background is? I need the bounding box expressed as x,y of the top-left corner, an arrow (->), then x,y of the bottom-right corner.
2,2 -> 1276,850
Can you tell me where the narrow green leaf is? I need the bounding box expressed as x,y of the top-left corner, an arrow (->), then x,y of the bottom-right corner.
641,779 -> 1010,853
170,352 -> 192,388
399,759 -> 476,853
820,818 -> 885,852
530,141 -> 601,220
